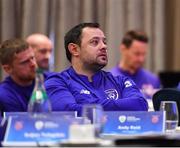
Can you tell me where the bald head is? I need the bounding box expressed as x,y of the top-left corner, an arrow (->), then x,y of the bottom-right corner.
26,33 -> 53,70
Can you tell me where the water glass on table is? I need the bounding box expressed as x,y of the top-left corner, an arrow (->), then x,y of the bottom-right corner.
160,101 -> 179,132
82,104 -> 104,137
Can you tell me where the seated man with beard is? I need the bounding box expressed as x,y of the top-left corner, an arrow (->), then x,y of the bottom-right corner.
45,23 -> 148,115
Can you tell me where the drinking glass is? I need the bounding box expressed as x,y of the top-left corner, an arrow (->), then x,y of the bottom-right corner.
160,101 -> 179,132
82,104 -> 104,137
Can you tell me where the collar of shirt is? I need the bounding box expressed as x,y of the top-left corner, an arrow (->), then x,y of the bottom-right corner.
69,66 -> 103,88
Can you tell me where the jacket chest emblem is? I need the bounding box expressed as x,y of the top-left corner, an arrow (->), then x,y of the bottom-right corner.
105,89 -> 119,100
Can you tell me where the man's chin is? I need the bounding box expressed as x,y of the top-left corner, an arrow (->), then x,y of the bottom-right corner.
20,77 -> 35,84
27,76 -> 35,81
38,61 -> 49,70
39,65 -> 49,70
97,62 -> 107,69
132,65 -> 141,72
100,62 -> 108,67
98,59 -> 108,65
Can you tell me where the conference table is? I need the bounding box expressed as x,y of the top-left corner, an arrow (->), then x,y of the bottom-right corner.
102,131 -> 180,147
59,133 -> 180,147
1,112 -> 180,147
61,128 -> 180,147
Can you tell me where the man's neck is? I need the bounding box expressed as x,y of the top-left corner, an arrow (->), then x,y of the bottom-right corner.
72,62 -> 95,82
11,76 -> 33,87
119,61 -> 137,74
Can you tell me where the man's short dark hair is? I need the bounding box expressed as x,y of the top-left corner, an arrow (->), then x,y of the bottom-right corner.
64,22 -> 100,62
0,38 -> 29,65
122,30 -> 148,48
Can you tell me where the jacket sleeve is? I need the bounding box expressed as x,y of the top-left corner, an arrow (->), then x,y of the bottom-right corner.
45,76 -> 82,114
118,76 -> 148,111
0,88 -> 27,112
96,76 -> 148,111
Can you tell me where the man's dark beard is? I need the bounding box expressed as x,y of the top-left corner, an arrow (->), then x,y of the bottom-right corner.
84,62 -> 106,73
19,75 -> 35,83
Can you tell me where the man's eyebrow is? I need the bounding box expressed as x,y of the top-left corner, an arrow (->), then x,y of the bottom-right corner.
90,36 -> 106,40
19,56 -> 34,64
37,48 -> 52,50
19,59 -> 29,64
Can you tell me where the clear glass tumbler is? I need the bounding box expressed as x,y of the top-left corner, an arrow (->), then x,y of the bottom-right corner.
160,101 -> 179,132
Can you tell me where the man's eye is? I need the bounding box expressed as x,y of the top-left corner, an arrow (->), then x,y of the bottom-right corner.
90,40 -> 99,46
20,60 -> 29,65
103,40 -> 107,45
39,49 -> 47,54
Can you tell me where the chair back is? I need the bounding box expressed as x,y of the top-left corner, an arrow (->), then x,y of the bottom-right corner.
152,88 -> 180,125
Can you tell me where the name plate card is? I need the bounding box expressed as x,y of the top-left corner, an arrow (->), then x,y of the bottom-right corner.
3,111 -> 76,118
102,111 -> 165,135
2,114 -> 81,146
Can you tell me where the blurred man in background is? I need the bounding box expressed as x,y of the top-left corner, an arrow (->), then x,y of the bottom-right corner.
110,30 -> 161,100
0,39 -> 36,112
26,33 -> 53,78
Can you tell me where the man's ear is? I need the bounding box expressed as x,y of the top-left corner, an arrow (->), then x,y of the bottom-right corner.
68,43 -> 80,57
2,64 -> 12,74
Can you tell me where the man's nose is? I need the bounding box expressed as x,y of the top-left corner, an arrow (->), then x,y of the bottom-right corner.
100,41 -> 107,51
30,58 -> 36,67
138,55 -> 145,63
102,41 -> 107,48
45,51 -> 51,59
